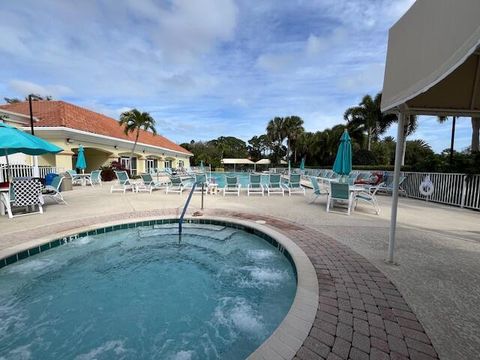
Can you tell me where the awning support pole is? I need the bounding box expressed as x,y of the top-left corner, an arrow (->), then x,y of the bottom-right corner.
388,112 -> 406,264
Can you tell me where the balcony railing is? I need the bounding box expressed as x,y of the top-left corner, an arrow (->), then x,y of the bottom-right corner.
0,164 -> 63,182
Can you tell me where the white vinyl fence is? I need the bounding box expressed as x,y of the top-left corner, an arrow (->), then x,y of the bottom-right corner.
402,172 -> 480,210
0,164 -> 62,183
270,167 -> 480,211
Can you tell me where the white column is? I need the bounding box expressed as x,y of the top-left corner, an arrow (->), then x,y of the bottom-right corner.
388,112 -> 406,263
32,156 -> 40,178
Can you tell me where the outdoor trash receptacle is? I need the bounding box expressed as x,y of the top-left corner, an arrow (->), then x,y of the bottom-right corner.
60,175 -> 73,191
45,173 -> 58,186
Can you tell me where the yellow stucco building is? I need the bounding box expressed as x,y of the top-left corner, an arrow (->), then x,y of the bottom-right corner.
0,101 -> 192,175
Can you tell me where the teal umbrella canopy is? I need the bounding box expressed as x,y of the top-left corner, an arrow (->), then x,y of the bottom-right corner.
332,130 -> 352,176
75,145 -> 87,170
199,160 -> 204,171
0,122 -> 62,156
300,158 -> 305,170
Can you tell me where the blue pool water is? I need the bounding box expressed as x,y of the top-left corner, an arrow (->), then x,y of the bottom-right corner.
0,223 -> 296,359
189,172 -> 274,188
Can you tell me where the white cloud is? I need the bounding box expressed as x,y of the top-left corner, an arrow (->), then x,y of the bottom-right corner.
8,80 -> 72,98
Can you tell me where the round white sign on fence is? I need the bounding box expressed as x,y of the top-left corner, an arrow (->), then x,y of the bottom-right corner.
419,175 -> 434,196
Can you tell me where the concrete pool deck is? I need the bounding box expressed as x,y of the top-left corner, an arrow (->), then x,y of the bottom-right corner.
1,184 -> 479,359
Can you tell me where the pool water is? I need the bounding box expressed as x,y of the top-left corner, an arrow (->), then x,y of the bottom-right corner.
190,172 -> 274,188
0,223 -> 296,360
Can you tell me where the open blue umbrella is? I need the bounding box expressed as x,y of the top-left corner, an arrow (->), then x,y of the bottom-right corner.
0,122 -> 62,156
75,145 -> 87,173
0,122 -> 62,181
332,130 -> 352,178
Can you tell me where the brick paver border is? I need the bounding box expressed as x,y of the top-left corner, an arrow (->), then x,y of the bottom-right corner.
1,209 -> 439,360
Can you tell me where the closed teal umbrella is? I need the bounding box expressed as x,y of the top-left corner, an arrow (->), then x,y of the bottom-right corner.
332,130 -> 352,178
300,158 -> 305,170
75,145 -> 87,172
199,160 -> 204,172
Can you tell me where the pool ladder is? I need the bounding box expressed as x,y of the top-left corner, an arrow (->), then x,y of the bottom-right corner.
178,181 -> 205,242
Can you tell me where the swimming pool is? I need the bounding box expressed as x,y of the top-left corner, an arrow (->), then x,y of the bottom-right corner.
189,172 -> 274,188
0,221 -> 296,359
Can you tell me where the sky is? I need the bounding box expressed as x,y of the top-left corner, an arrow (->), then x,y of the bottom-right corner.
0,0 -> 473,152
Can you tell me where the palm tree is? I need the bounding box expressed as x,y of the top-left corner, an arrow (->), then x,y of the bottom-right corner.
119,109 -> 157,173
344,93 -> 397,151
282,116 -> 304,163
266,117 -> 287,164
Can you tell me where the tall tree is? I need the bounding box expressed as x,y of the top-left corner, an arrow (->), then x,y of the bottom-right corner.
266,117 -> 287,164
119,109 -> 157,173
344,93 -> 397,150
282,116 -> 304,163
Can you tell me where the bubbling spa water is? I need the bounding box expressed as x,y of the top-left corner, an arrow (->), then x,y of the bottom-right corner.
0,223 -> 296,359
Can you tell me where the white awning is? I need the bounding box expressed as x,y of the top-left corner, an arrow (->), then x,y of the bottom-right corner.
255,159 -> 271,165
221,158 -> 254,164
381,0 -> 480,116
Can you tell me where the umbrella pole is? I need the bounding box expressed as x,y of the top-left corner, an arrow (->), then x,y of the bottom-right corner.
4,149 -> 10,183
388,112 -> 406,264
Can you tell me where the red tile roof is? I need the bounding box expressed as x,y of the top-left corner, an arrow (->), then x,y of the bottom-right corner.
0,100 -> 192,155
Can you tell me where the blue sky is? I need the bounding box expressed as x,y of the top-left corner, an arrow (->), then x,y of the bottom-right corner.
0,0 -> 472,152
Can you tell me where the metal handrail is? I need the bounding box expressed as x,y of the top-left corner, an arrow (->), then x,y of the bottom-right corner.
178,181 -> 205,241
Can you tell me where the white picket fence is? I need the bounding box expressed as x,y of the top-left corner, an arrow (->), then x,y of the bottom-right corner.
0,164 -> 62,182
270,167 -> 480,211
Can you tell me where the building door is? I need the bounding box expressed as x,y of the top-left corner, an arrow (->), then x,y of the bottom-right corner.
146,158 -> 157,173
120,156 -> 137,175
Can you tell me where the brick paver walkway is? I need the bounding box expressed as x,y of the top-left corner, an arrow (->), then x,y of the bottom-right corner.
2,209 -> 439,360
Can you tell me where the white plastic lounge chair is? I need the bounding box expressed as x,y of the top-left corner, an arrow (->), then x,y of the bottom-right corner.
327,182 -> 354,215
354,190 -> 380,215
284,174 -> 305,196
1,179 -> 43,219
247,174 -> 264,196
370,174 -> 407,197
223,176 -> 241,196
166,175 -> 184,194
266,174 -> 285,196
66,169 -> 83,186
111,171 -> 134,194
90,170 -> 102,186
42,175 -> 67,205
309,176 -> 328,203
193,173 -> 209,194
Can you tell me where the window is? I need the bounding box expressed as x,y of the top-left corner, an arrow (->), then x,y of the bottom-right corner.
146,158 -> 157,173
120,156 -> 137,175
164,160 -> 172,169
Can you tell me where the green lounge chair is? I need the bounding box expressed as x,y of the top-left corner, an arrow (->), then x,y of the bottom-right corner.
327,182 -> 354,215
193,173 -> 209,194
66,169 -> 83,185
247,174 -> 264,196
284,174 -> 305,196
166,175 -> 184,194
138,173 -> 167,193
223,175 -> 241,196
354,190 -> 380,215
370,174 -> 407,197
111,170 -> 134,194
266,174 -> 285,196
90,170 -> 102,187
309,176 -> 328,203
42,175 -> 67,204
